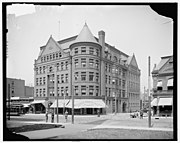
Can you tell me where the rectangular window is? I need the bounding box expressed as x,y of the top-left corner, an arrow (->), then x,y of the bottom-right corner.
105,63 -> 108,72
81,86 -> 86,96
89,59 -> 94,67
89,72 -> 94,81
57,87 -> 60,96
36,89 -> 38,96
61,74 -> 64,83
65,74 -> 68,83
89,47 -> 94,55
59,52 -> 62,58
65,61 -> 68,70
75,59 -> 78,68
36,78 -> 38,86
53,53 -> 55,59
74,72 -> 78,81
95,60 -> 99,69
44,56 -> 46,62
105,87 -> 108,96
47,55 -> 49,61
49,66 -> 53,72
43,88 -> 45,96
122,90 -> 125,97
75,86 -> 79,96
105,75 -> 108,83
43,77 -> 46,85
89,86 -> 94,96
112,79 -> 115,84
75,48 -> 78,55
81,58 -> 86,67
61,62 -> 64,70
109,88 -> 111,96
96,73 -> 99,82
109,65 -> 111,72
56,53 -> 58,58
61,87 -> 64,96
109,76 -> 111,84
96,49 -> 99,56
119,79 -> 121,86
81,72 -> 86,81
81,47 -> 86,54
122,70 -> 126,77
50,55 -> 52,60
39,89 -> 42,97
122,80 -> 125,88
43,66 -> 45,73
96,86 -> 99,96
57,75 -> 60,83
65,86 -> 68,96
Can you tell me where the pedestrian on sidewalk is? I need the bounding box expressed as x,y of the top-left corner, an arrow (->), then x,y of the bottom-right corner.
65,110 -> 68,122
51,110 -> 54,123
45,110 -> 48,122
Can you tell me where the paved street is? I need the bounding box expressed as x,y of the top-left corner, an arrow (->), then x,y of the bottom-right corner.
6,113 -> 174,140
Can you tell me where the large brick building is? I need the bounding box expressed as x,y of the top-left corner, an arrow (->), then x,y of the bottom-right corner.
34,23 -> 141,114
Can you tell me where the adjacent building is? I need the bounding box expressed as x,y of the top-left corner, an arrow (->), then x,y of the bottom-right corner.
151,55 -> 173,116
34,23 -> 141,114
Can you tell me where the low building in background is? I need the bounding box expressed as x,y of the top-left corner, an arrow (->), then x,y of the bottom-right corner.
151,55 -> 173,117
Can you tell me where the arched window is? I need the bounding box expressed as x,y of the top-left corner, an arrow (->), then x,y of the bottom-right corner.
114,56 -> 117,62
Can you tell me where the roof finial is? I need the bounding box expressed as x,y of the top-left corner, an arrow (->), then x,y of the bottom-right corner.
85,20 -> 87,26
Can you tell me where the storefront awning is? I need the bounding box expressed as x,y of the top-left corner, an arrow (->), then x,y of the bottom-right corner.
30,100 -> 45,105
50,99 -> 70,108
167,78 -> 173,87
23,103 -> 31,108
66,99 -> 107,109
151,98 -> 158,107
157,81 -> 162,87
158,98 -> 172,106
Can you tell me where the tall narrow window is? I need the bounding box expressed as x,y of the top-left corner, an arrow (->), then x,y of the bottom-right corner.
43,88 -> 46,96
65,74 -> 68,83
96,86 -> 99,96
36,89 -> 38,96
44,56 -> 46,62
74,72 -> 78,81
53,53 -> 55,59
57,87 -> 60,96
57,63 -> 59,71
89,47 -> 94,55
81,47 -> 86,54
105,63 -> 108,72
81,58 -> 86,67
75,59 -> 78,68
39,67 -> 42,74
81,86 -> 86,96
89,72 -> 94,81
40,89 -> 42,97
75,86 -> 79,96
61,74 -> 64,83
95,73 -> 99,82
96,49 -> 99,56
109,65 -> 111,72
105,87 -> 108,96
43,77 -> 46,85
36,78 -> 38,86
57,75 -> 60,83
65,87 -> 68,96
56,53 -> 59,58
43,66 -> 45,73
109,76 -> 111,84
59,52 -> 62,58
81,72 -> 86,81
65,61 -> 68,70
89,59 -> 94,67
89,86 -> 94,96
61,62 -> 64,70
105,75 -> 108,83
95,60 -> 99,69
75,48 -> 78,55
61,87 -> 64,96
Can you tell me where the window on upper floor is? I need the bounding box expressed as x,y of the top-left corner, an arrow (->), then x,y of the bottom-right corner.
43,66 -> 46,73
61,74 -> 64,83
95,60 -> 99,69
89,86 -> 94,96
81,86 -> 86,96
89,47 -> 94,55
75,59 -> 78,68
75,86 -> 79,96
96,86 -> 99,96
89,59 -> 94,67
56,53 -> 59,59
59,52 -> 62,58
74,72 -> 78,81
81,58 -> 86,67
96,49 -> 99,56
81,47 -> 86,54
75,48 -> 78,55
95,73 -> 99,82
89,72 -> 94,81
65,74 -> 68,83
81,72 -> 86,81
65,61 -> 68,70
61,62 -> 64,70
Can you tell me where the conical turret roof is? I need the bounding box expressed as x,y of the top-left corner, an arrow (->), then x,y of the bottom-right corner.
74,23 -> 98,44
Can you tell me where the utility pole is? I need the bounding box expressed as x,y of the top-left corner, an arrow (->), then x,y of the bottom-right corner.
8,84 -> 10,120
148,56 -> 151,128
70,55 -> 74,124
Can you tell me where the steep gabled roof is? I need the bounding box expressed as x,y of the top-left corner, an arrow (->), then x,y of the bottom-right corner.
153,56 -> 172,71
74,23 -> 98,44
127,54 -> 139,68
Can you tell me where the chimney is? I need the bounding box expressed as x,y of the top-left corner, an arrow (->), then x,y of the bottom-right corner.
98,30 -> 105,58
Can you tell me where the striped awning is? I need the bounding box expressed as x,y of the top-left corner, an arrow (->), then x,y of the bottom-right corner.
157,81 -> 162,87
66,99 -> 107,109
151,98 -> 158,107
50,99 -> 70,108
167,78 -> 173,87
158,98 -> 172,106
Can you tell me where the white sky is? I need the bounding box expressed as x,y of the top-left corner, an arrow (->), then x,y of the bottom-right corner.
7,4 -> 173,92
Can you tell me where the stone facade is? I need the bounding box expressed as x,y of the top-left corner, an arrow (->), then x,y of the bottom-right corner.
34,23 -> 141,114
